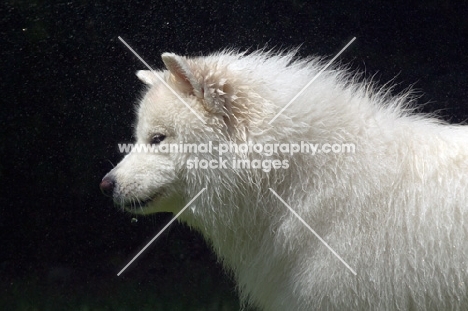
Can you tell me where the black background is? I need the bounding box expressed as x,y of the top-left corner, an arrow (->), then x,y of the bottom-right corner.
1,0 -> 467,309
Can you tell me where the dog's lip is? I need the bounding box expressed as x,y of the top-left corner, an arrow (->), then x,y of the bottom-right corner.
120,191 -> 164,210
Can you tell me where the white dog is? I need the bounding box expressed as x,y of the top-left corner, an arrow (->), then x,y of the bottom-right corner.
101,50 -> 468,310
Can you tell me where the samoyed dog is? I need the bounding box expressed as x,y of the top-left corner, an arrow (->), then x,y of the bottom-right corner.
100,49 -> 468,310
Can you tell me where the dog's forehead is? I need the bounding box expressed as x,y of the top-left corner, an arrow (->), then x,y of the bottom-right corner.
139,84 -> 173,114
136,85 -> 179,135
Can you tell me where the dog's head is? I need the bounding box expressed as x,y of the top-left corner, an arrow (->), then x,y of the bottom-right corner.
100,52 -> 265,215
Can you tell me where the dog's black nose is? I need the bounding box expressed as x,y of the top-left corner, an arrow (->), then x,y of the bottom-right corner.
100,176 -> 115,197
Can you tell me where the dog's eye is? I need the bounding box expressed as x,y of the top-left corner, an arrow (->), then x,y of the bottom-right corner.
151,134 -> 166,144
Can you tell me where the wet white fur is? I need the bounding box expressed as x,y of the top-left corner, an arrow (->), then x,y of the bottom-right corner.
104,50 -> 468,310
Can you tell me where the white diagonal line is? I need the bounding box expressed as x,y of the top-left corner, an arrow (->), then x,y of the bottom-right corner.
117,36 -> 206,124
268,37 -> 356,124
269,188 -> 357,275
117,188 -> 207,276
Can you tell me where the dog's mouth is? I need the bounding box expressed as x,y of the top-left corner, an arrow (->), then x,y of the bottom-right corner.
117,188 -> 184,215
120,191 -> 164,214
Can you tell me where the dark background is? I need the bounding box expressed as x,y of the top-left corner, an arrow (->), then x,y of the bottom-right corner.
1,0 -> 467,310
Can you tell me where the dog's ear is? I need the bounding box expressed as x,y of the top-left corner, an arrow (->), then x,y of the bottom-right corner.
163,53 -> 231,116
159,53 -> 254,138
161,53 -> 204,98
136,70 -> 160,85
161,53 -> 234,117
